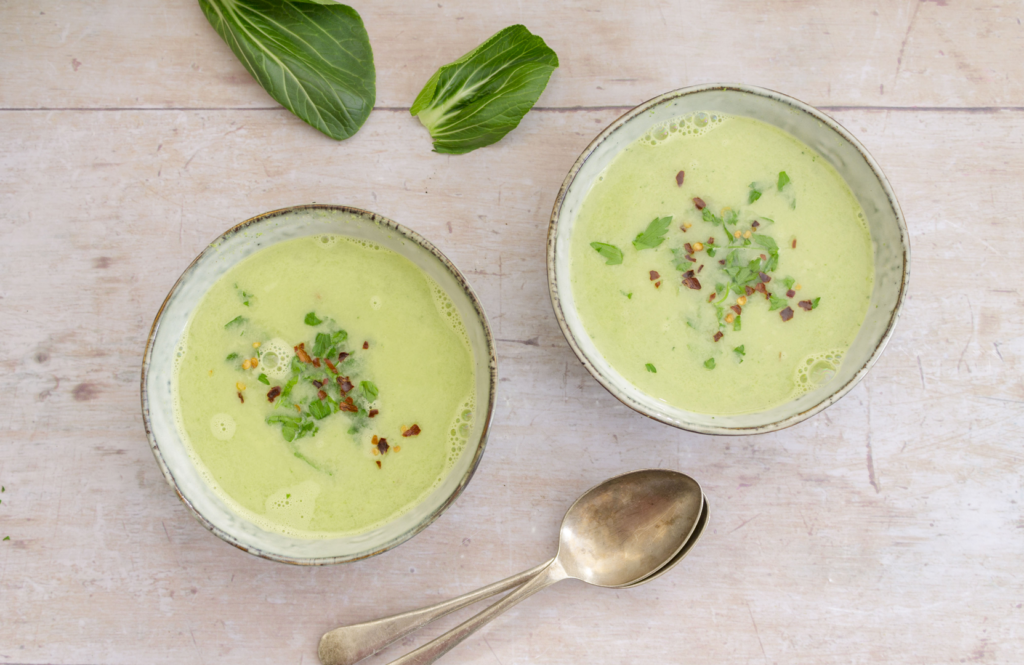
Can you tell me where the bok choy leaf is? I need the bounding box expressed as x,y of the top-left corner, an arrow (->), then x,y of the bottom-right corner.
410,24 -> 559,154
198,0 -> 375,140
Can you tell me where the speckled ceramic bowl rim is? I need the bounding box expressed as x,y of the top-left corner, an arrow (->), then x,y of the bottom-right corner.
141,204 -> 498,564
547,84 -> 910,435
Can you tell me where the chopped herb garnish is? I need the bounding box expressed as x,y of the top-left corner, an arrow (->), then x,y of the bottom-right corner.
733,315 -> 742,331
620,290 -> 633,299
777,171 -> 790,190
782,276 -> 796,290
312,332 -> 335,358
812,297 -> 821,309
2,536 -> 8,541
769,294 -> 788,312
258,373 -> 270,385
632,216 -> 672,250
360,380 -> 379,401
304,312 -> 323,326
224,315 -> 245,328
734,345 -> 745,356
308,399 -> 332,420
590,242 -> 623,265
704,357 -> 716,370
226,352 -> 239,361
748,183 -> 762,204
645,363 -> 657,373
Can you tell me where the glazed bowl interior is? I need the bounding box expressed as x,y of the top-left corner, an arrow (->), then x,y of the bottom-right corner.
143,205 -> 496,564
549,85 -> 908,434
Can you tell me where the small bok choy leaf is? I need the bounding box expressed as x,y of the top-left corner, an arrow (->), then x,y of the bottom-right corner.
410,24 -> 559,154
198,0 -> 375,140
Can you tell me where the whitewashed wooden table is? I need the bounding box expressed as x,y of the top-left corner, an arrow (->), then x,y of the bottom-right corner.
2,2 -> 1023,663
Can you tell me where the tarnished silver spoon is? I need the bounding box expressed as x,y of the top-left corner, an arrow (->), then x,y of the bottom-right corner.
319,469 -> 704,665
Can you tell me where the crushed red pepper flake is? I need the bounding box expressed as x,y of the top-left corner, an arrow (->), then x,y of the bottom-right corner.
403,424 -> 422,437
719,259 -> 726,265
311,357 -> 321,368
377,438 -> 389,454
362,341 -> 369,350
792,238 -> 797,249
751,220 -> 760,229
754,282 -> 770,299
267,386 -> 282,403
339,397 -> 358,413
759,272 -> 771,283
730,305 -> 742,315
312,379 -> 324,389
676,170 -> 685,186
798,300 -> 814,311
338,351 -> 350,363
787,289 -> 796,298
685,254 -> 696,262
318,390 -> 328,400
697,264 -> 704,273
693,197 -> 706,210
649,270 -> 660,281
682,276 -> 702,290
368,409 -> 379,418
708,237 -> 715,244
337,376 -> 354,393
294,343 -> 312,364
684,243 -> 694,254
780,306 -> 795,322
375,460 -> 381,468
759,253 -> 767,261
682,269 -> 695,279
713,331 -> 724,342
325,359 -> 338,374
655,281 -> 662,288
745,285 -> 755,296
237,391 -> 244,404
708,292 -> 716,302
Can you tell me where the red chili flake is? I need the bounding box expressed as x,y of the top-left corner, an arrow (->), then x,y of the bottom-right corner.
339,397 -> 358,413
375,460 -> 381,468
798,300 -> 814,311
338,352 -> 350,363
655,281 -> 662,288
403,424 -> 422,437
792,238 -> 797,249
312,379 -> 324,389
751,220 -> 760,229
697,264 -> 704,273
682,276 -> 702,290
267,386 -> 282,403
362,341 -> 369,350
676,170 -> 685,186
337,376 -> 354,393
294,343 -> 312,364
708,237 -> 715,244
684,243 -> 694,254
693,197 -> 706,210
368,409 -> 379,418
713,331 -> 724,342
679,225 -> 688,233
312,358 -> 321,368
317,390 -> 328,400
377,438 -> 389,454
325,359 -> 338,374
759,272 -> 771,283
787,289 -> 796,298
685,254 -> 696,262
708,292 -> 716,302
718,260 -> 726,265
683,269 -> 695,279
780,306 -> 795,322
754,282 -> 770,299
730,305 -> 742,315
759,254 -> 767,261
745,285 -> 755,296
650,270 -> 660,281
237,391 -> 244,404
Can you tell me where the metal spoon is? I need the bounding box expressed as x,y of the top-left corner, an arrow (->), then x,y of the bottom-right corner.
320,469 -> 703,665
318,495 -> 708,665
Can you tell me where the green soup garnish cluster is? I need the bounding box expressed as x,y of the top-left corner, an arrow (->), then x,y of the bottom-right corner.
570,113 -> 874,415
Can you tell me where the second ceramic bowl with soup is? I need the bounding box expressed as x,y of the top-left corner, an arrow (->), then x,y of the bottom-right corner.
548,84 -> 909,435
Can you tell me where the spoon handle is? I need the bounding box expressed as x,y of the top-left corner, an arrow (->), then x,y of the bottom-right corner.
318,560 -> 551,665
384,561 -> 567,665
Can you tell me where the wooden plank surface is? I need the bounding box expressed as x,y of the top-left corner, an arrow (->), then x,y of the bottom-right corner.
1,1 -> 1023,664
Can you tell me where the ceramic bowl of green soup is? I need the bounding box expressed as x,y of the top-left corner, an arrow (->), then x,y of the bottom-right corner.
142,205 -> 496,564
548,84 -> 909,435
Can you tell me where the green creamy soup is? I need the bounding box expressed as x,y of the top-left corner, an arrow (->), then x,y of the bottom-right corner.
570,113 -> 873,415
174,235 -> 475,538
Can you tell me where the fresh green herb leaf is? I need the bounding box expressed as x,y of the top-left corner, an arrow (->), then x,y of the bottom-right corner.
724,209 -> 739,226
2,536 -> 8,541
226,352 -> 239,361
198,0 -> 375,141
632,216 -> 672,250
671,248 -> 694,272
704,357 -> 716,370
304,312 -> 322,326
312,332 -> 334,358
706,247 -> 716,257
410,24 -> 558,154
752,234 -> 778,252
782,276 -> 796,290
620,290 -> 633,299
734,345 -> 745,356
590,242 -> 623,265
769,294 -> 788,311
258,373 -> 270,385
308,399 -> 332,420
748,183 -> 762,204
360,380 -> 378,401
701,208 -> 722,226
331,329 -> 348,344
645,363 -> 657,373
812,297 -> 821,309
733,315 -> 742,331
224,315 -> 245,328
777,171 -> 790,190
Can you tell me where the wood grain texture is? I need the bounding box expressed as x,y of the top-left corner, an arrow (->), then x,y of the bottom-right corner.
1,1 -> 1023,664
